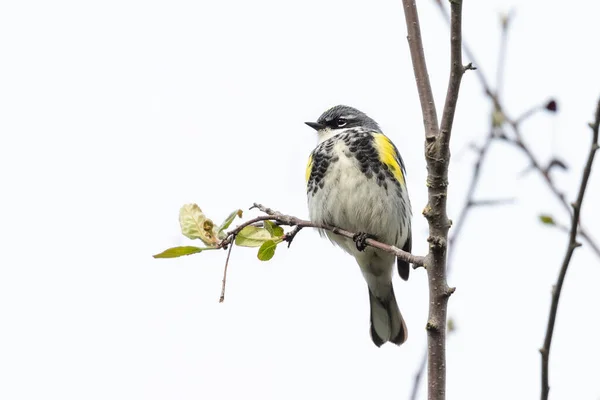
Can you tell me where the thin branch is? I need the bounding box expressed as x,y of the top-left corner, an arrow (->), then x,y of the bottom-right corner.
219,241 -> 234,303
439,0 -> 465,142
284,226 -> 303,248
468,197 -> 516,207
409,352 -> 428,400
433,0 -> 493,95
253,203 -> 425,265
495,11 -> 513,101
502,124 -> 600,258
514,102 -> 545,125
402,0 -> 439,139
540,98 -> 600,400
219,204 -> 425,267
402,0 -> 465,399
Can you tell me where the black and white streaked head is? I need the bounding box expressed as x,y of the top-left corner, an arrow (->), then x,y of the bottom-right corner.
305,105 -> 381,143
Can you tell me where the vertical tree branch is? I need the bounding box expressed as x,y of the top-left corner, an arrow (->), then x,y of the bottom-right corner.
401,0 -> 439,139
410,132 -> 493,400
540,98 -> 600,400
401,1 -> 466,399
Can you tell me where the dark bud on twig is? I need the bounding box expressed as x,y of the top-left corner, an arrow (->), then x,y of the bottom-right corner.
545,99 -> 558,113
462,62 -> 476,73
545,158 -> 569,174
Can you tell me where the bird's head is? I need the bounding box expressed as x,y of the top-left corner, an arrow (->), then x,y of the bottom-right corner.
305,105 -> 380,142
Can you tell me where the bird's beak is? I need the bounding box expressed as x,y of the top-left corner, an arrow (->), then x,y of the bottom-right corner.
305,121 -> 325,131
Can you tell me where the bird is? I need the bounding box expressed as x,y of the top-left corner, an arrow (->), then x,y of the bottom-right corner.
305,105 -> 412,347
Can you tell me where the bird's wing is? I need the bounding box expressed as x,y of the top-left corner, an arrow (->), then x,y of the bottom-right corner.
305,153 -> 313,183
372,132 -> 407,186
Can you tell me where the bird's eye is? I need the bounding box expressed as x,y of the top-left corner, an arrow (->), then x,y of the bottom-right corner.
335,118 -> 347,127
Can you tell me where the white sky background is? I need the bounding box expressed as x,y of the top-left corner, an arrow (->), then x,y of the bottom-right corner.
1,0 -> 599,399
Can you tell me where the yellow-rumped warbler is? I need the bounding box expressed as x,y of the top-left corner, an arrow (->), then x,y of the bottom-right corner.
305,105 -> 412,347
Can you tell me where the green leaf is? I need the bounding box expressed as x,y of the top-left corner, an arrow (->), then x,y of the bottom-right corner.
257,240 -> 277,261
153,246 -> 207,258
178,204 -> 219,246
263,220 -> 284,238
235,226 -> 272,247
218,209 -> 243,238
539,214 -> 555,225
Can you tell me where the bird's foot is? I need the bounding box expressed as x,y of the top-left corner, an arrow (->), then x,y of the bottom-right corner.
353,232 -> 377,252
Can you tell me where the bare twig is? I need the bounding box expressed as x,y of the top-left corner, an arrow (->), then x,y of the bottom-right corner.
468,197 -> 516,207
402,0 -> 439,138
219,204 -> 425,267
214,205 -> 424,304
401,0 -> 466,398
432,0 -> 600,259
284,226 -> 303,248
410,352 -> 428,400
433,0 -> 493,95
219,241 -> 234,303
514,102 -> 545,125
540,98 -> 600,400
495,11 -> 513,101
500,124 -> 600,258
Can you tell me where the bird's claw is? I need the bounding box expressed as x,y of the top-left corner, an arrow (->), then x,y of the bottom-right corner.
353,232 -> 376,252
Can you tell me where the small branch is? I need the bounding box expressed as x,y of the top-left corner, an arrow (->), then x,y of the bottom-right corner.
409,351 -> 428,400
468,197 -> 516,207
433,0 -> 493,95
462,62 -> 476,73
402,0 -> 465,399
215,204 -> 425,302
219,240 -> 234,303
540,98 -> 600,400
402,0 -> 439,139
439,0 -> 465,145
284,226 -> 303,248
514,103 -> 544,125
448,132 -> 494,262
251,204 -> 425,266
218,204 -> 425,267
495,11 -> 513,101
502,119 -> 600,258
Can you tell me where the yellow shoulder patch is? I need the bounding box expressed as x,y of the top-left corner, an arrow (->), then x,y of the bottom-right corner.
373,133 -> 405,185
305,154 -> 313,183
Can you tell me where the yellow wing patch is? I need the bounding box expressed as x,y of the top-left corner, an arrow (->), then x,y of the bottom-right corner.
373,133 -> 405,185
305,154 -> 313,183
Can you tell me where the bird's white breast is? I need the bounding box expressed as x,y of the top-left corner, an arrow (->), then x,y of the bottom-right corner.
308,139 -> 410,257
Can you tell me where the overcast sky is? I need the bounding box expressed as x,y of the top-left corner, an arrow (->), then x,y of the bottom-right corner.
1,0 -> 599,399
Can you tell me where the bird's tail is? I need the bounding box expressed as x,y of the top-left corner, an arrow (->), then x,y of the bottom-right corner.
368,286 -> 407,347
